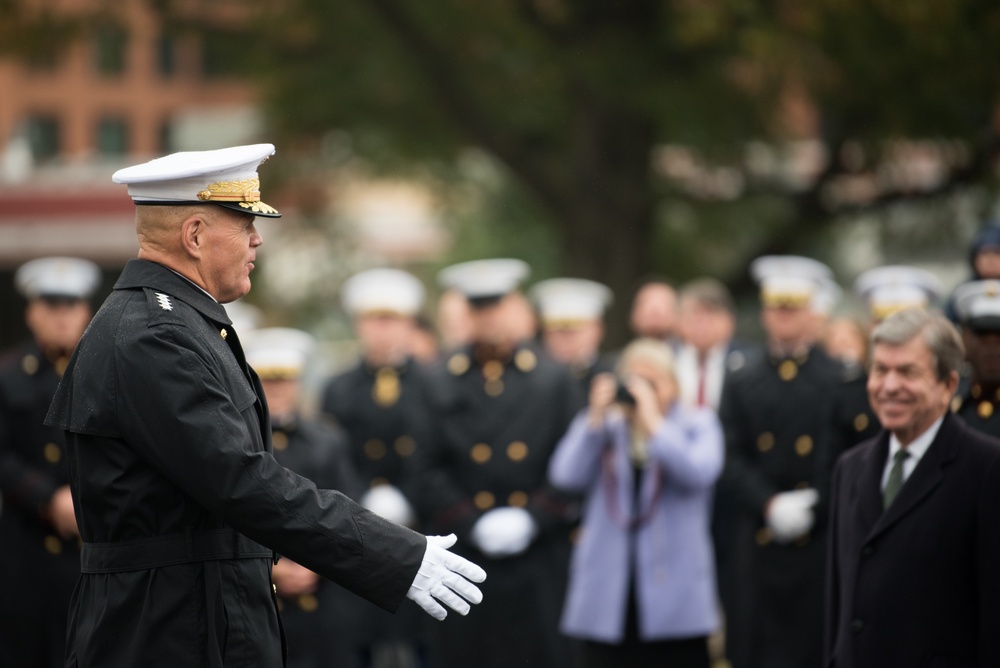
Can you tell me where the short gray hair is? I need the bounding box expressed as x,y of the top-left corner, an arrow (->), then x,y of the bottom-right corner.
871,308 -> 964,381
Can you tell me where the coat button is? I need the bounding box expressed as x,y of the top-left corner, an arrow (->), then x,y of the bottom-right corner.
474,491 -> 495,510
795,435 -> 813,457
363,439 -> 386,460
853,413 -> 869,432
44,535 -> 63,555
506,441 -> 528,462
756,432 -> 774,453
470,443 -> 492,464
508,491 -> 528,507
394,435 -> 416,457
851,619 -> 864,634
44,443 -> 62,464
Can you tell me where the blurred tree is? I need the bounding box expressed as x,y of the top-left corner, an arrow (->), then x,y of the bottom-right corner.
236,0 -> 1000,341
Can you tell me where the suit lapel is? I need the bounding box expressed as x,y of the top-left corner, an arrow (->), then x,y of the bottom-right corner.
865,414 -> 959,542
856,431 -> 889,533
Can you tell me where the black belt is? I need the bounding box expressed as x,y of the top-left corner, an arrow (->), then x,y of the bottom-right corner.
81,528 -> 272,573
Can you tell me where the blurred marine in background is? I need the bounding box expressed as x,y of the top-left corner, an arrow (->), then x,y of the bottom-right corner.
0,256 -> 100,668
415,258 -> 582,668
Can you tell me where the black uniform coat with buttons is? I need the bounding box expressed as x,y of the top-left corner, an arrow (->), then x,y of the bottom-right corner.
45,259 -> 425,668
414,342 -> 581,668
716,345 -> 844,668
825,414 -> 1000,668
0,342 -> 81,668
320,359 -> 432,652
952,375 -> 1000,440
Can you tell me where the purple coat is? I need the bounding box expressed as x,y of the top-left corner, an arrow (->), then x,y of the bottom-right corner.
548,405 -> 723,643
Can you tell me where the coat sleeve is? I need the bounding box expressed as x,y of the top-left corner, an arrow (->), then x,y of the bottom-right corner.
648,407 -> 724,492
115,324 -> 424,612
824,456 -> 845,666
547,411 -> 608,492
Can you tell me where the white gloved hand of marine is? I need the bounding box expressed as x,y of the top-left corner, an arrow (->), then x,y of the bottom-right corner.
766,488 -> 819,543
470,506 -> 537,558
406,534 -> 487,621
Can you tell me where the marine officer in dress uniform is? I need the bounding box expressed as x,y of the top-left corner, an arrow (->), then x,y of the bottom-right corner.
44,144 -> 485,667
415,258 -> 582,668
245,327 -> 363,668
529,277 -> 614,405
0,256 -> 100,668
320,267 -> 433,667
951,280 -> 1000,438
717,255 -> 845,668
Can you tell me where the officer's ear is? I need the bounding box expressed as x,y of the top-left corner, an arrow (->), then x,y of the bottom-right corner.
179,214 -> 208,259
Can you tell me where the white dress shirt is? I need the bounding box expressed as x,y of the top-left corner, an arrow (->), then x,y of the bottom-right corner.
881,415 -> 944,491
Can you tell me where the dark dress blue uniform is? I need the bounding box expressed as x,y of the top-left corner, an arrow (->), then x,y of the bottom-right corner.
717,345 -> 845,668
270,415 -> 364,668
0,343 -> 80,668
414,342 -> 581,668
45,259 -> 425,667
320,359 -> 432,664
952,377 -> 1000,439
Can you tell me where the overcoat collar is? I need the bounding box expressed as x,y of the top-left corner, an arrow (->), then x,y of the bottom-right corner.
114,259 -> 232,326
860,412 -> 961,543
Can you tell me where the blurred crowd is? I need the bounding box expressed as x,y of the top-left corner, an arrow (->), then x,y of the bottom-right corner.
4,221 -> 1000,668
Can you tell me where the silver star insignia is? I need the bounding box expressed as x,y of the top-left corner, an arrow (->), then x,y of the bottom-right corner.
155,292 -> 173,311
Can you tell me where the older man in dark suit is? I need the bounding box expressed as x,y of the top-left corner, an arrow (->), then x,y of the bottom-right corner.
826,308 -> 1000,668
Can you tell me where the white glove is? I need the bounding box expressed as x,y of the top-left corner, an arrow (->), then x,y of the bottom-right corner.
361,484 -> 416,527
470,507 -> 537,558
766,488 -> 819,543
406,534 -> 486,621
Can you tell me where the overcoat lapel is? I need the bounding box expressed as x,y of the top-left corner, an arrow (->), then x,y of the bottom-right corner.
864,415 -> 960,543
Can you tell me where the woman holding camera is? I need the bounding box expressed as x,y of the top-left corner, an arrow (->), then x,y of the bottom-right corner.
549,338 -> 723,668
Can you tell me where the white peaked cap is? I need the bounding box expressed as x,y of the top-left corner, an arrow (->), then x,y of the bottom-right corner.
855,265 -> 943,320
750,255 -> 832,307
112,143 -> 280,217
953,280 -> 1000,326
437,258 -> 530,302
243,327 -> 315,380
15,257 -> 101,300
341,268 -> 425,317
530,278 -> 613,325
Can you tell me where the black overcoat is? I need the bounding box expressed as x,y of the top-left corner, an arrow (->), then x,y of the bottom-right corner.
825,414 -> 1000,668
45,259 -> 424,668
717,346 -> 843,668
414,342 -> 580,668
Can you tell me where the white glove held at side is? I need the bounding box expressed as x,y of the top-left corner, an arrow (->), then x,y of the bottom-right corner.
361,484 -> 416,527
470,506 -> 537,558
406,534 -> 486,621
766,488 -> 819,543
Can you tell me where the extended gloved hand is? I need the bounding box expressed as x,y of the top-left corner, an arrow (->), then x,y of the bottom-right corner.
361,484 -> 416,527
766,488 -> 819,543
470,506 -> 537,558
406,534 -> 486,621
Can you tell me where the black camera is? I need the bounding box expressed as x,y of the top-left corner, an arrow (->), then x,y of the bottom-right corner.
614,382 -> 636,405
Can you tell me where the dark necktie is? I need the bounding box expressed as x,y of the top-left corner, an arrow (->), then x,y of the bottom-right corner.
883,449 -> 910,509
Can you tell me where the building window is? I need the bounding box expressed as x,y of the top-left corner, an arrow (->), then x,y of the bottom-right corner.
157,33 -> 176,78
94,23 -> 128,76
96,117 -> 129,155
200,28 -> 251,78
24,115 -> 61,161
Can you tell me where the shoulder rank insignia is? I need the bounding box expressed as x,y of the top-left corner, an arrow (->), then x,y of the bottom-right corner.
155,293 -> 173,311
